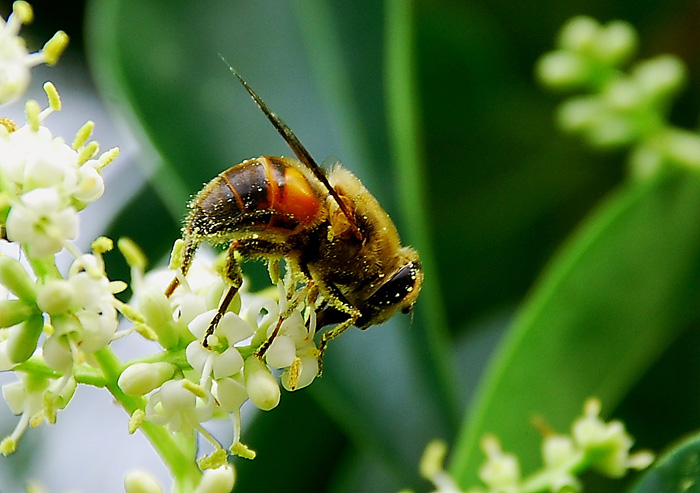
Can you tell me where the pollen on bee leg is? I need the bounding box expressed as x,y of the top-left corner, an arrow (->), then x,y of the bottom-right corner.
267,259 -> 280,284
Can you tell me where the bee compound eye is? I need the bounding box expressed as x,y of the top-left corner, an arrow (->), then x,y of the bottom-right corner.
367,262 -> 420,310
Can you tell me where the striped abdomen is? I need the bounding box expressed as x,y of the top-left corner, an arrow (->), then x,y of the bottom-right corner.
186,156 -> 326,239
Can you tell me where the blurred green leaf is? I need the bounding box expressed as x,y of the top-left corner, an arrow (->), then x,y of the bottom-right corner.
233,392 -> 345,492
450,170 -> 700,488
630,432 -> 700,493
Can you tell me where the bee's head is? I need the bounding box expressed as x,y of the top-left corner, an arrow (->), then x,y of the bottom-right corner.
356,247 -> 423,329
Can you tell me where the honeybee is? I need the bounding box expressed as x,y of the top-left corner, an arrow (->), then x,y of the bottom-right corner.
165,65 -> 423,367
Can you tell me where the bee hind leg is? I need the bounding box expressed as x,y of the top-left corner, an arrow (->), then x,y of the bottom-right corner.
203,243 -> 243,347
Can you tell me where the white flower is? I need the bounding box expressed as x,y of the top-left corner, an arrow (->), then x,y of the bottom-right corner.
211,376 -> 248,413
67,255 -> 115,309
263,308 -> 319,390
1,372 -> 75,453
478,435 -> 521,490
186,310 -> 254,384
11,126 -> 79,192
243,356 -> 280,411
118,362 -> 177,396
194,464 -> 235,493
572,398 -> 653,477
0,2 -> 68,104
144,379 -> 214,434
188,309 -> 254,348
74,306 -> 118,352
5,187 -> 78,256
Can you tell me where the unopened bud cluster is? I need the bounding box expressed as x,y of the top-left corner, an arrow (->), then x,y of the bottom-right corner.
536,16 -> 700,177
405,398 -> 653,493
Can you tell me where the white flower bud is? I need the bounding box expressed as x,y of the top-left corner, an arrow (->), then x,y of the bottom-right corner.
37,279 -> 73,314
123,469 -> 163,493
557,97 -> 602,133
244,357 -> 280,411
665,129 -> 700,169
42,333 -> 73,372
629,143 -> 663,179
74,164 -> 105,203
542,435 -> 576,468
478,436 -> 521,488
633,55 -> 686,101
593,21 -> 637,66
194,464 -> 235,493
138,287 -> 181,349
558,16 -> 600,53
118,362 -> 177,396
585,115 -> 636,148
6,314 -> 43,364
603,79 -> 642,112
536,51 -> 589,89
0,299 -> 33,327
0,255 -> 37,303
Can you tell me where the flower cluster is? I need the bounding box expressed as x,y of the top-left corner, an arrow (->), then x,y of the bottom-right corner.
0,3 -> 324,491
407,398 -> 653,493
0,88 -> 321,493
119,253 -> 321,460
0,81 -> 121,453
536,16 -> 700,178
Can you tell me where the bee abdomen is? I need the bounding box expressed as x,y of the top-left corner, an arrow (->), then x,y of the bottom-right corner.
187,156 -> 324,238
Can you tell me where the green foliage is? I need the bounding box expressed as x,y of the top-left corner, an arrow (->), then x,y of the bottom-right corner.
63,0 -> 700,491
630,432 -> 700,493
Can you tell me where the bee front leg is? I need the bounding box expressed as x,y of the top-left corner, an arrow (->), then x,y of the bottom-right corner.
254,281 -> 312,359
317,307 -> 360,375
203,243 -> 243,348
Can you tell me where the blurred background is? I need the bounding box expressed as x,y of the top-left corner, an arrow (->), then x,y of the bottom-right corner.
1,0 -> 700,491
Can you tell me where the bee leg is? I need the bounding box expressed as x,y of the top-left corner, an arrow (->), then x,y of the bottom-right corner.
203,243 -> 243,348
316,309 -> 360,375
254,282 -> 311,359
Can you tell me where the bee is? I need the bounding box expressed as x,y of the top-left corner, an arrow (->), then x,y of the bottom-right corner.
165,64 -> 423,368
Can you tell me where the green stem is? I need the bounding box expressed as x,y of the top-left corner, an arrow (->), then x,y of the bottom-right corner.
383,0 -> 459,429
93,347 -> 201,491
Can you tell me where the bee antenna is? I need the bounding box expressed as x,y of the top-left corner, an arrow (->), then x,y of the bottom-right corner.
219,55 -> 362,241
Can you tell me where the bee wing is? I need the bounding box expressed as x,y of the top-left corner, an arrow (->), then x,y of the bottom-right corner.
220,57 -> 361,240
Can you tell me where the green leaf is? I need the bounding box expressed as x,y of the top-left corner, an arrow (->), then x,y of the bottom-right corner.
450,170 -> 700,488
630,431 -> 700,492
234,392 -> 346,492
